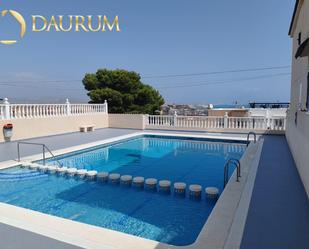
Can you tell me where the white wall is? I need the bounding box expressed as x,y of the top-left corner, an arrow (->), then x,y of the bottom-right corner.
286,112 -> 309,197
286,0 -> 309,196
108,114 -> 146,130
249,108 -> 287,117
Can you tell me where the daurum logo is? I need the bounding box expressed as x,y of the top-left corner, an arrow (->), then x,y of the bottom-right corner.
32,15 -> 121,32
0,11 -> 120,45
0,10 -> 26,45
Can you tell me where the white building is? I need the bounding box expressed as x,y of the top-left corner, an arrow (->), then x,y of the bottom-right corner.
286,0 -> 309,196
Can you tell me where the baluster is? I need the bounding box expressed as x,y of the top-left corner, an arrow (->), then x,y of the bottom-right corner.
15,106 -> 18,118
30,105 -> 33,118
33,105 -> 36,118
25,105 -> 28,118
10,105 -> 14,119
29,105 -> 32,118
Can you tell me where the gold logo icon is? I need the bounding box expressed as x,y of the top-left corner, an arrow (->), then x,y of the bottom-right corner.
0,10 -> 26,45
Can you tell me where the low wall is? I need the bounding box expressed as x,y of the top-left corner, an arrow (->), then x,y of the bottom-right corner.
286,111 -> 309,197
0,114 -> 108,143
108,114 -> 145,130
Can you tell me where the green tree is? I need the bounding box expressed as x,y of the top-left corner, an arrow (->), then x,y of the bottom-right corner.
83,69 -> 164,114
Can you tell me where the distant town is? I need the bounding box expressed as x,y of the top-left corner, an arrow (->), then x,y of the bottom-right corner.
161,102 -> 289,117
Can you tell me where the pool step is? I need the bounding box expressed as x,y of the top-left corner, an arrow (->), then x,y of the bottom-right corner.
20,163 -> 220,201
21,163 -> 98,181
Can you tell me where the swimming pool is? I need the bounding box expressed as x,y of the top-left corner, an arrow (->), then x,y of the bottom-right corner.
0,135 -> 246,246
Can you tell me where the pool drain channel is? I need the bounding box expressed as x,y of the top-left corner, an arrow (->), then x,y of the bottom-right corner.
21,162 -> 219,201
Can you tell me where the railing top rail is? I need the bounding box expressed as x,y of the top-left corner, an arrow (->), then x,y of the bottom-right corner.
17,141 -> 46,146
10,103 -> 105,106
148,115 -> 219,118
176,115 -> 217,118
227,116 -> 265,119
70,103 -> 105,105
148,115 -> 285,119
17,142 -> 63,167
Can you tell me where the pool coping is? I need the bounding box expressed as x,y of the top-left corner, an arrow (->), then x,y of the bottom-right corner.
0,131 -> 262,249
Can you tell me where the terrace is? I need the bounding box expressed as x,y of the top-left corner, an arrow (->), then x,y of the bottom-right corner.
0,100 -> 308,249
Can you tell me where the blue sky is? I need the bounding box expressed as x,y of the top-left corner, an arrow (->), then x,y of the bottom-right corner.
0,0 -> 295,104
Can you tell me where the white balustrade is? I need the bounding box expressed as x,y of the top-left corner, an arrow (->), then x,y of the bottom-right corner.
0,98 -> 108,120
146,115 -> 286,131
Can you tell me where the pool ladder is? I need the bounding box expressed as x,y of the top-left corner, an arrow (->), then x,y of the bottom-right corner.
223,158 -> 241,188
17,142 -> 63,167
246,132 -> 257,146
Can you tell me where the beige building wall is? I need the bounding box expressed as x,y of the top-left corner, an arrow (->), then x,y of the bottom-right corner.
208,109 -> 248,117
0,114 -> 108,143
286,0 -> 309,196
108,114 -> 146,129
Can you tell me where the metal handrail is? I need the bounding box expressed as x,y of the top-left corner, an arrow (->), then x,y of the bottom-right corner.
224,158 -> 241,188
247,132 -> 257,146
17,142 -> 63,167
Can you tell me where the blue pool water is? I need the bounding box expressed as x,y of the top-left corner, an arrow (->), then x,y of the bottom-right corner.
0,135 -> 246,245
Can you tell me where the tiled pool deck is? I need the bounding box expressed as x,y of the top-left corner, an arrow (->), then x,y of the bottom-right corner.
0,222 -> 82,249
0,128 -> 308,249
240,136 -> 309,249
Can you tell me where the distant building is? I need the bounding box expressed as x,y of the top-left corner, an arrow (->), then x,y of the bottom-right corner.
162,103 -> 287,119
286,0 -> 309,196
208,108 -> 248,117
161,104 -> 208,116
248,102 -> 288,119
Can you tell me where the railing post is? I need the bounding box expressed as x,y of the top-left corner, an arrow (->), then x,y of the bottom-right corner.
66,98 -> 71,116
43,146 -> 46,165
104,100 -> 108,114
224,112 -> 229,129
17,143 -> 20,162
143,114 -> 149,129
266,109 -> 270,129
173,111 -> 177,127
3,98 -> 10,120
